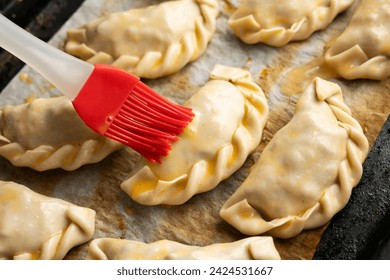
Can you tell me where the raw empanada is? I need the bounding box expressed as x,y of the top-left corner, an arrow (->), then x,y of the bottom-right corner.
87,237 -> 280,260
228,0 -> 354,47
324,0 -> 390,80
0,97 -> 123,171
0,180 -> 95,260
65,0 -> 219,79
120,65 -> 269,205
220,78 -> 369,239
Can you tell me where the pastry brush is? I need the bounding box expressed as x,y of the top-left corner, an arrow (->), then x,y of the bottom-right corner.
0,14 -> 194,163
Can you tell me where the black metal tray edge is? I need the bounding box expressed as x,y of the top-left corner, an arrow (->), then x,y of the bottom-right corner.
314,115 -> 390,260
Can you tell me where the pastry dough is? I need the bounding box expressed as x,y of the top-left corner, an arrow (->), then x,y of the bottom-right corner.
121,65 -> 269,205
0,97 -> 123,171
65,0 -> 219,79
220,78 -> 369,239
87,237 -> 281,260
228,0 -> 354,47
0,180 -> 95,260
325,0 -> 390,80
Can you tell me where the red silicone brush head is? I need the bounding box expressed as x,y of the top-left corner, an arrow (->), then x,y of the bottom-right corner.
72,64 -> 194,163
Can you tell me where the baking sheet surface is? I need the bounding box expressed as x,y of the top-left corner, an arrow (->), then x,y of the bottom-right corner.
0,0 -> 389,260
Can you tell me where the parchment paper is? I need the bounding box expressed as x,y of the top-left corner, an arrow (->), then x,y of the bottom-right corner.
0,0 -> 389,260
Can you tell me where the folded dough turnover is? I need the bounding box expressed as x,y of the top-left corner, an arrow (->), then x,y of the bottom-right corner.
228,0 -> 354,47
121,65 -> 269,205
0,97 -> 123,171
220,78 -> 369,239
324,0 -> 390,80
65,0 -> 219,79
0,180 -> 95,260
87,237 -> 280,260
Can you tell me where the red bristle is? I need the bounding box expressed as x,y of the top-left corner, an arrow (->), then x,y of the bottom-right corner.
108,86 -> 194,162
122,97 -> 187,127
106,124 -> 171,163
114,114 -> 178,142
112,82 -> 194,162
123,96 -> 191,125
120,100 -> 188,135
125,95 -> 193,127
137,149 -> 167,164
133,83 -> 194,120
108,123 -> 172,151
106,131 -> 166,163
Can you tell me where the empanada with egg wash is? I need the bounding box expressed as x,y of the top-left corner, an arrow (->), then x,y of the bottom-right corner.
65,0 -> 219,79
0,180 -> 95,260
0,97 -> 123,171
120,65 -> 269,205
228,0 -> 354,47
220,78 -> 369,239
86,237 -> 280,260
324,0 -> 390,80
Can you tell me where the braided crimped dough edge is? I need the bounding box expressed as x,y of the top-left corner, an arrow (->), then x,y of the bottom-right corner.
324,0 -> 390,80
0,180 -> 95,260
120,64 -> 269,205
325,45 -> 390,80
219,77 -> 369,239
86,236 -> 280,260
65,0 -> 219,79
228,0 -> 354,47
0,97 -> 123,171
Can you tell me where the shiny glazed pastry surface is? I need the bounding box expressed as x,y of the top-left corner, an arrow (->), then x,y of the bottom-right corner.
0,180 -> 95,260
228,0 -> 354,46
87,237 -> 281,260
325,0 -> 390,80
220,78 -> 369,239
0,97 -> 123,171
120,65 -> 269,205
65,0 -> 219,78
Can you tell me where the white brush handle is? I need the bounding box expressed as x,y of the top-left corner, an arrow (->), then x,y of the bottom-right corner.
0,14 -> 93,100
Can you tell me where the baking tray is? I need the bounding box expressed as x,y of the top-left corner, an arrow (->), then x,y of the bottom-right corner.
0,0 -> 389,260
